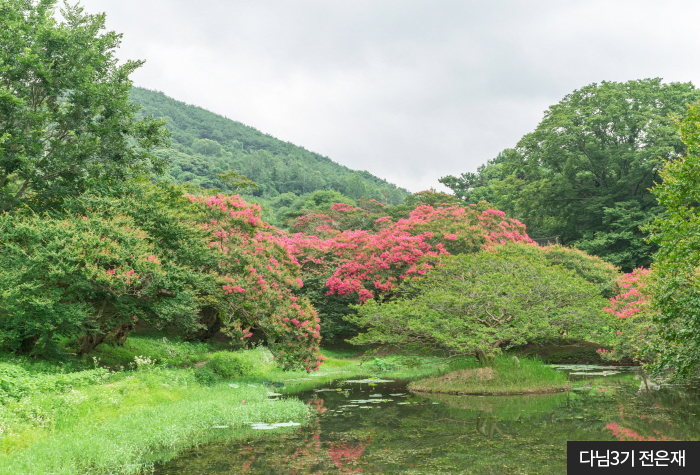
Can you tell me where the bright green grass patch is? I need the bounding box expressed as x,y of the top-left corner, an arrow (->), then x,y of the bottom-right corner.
319,347 -> 365,360
90,335 -> 221,369
408,356 -> 572,395
0,367 -> 309,474
0,338 -> 452,475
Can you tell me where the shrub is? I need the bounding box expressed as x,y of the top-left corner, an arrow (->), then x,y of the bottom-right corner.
193,365 -> 223,386
207,351 -> 254,379
351,243 -> 609,361
0,362 -> 108,402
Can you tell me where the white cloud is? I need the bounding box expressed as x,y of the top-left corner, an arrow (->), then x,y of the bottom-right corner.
80,0 -> 700,192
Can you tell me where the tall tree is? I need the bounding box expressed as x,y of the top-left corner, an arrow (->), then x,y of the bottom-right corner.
645,101 -> 700,377
0,0 -> 169,212
441,79 -> 700,271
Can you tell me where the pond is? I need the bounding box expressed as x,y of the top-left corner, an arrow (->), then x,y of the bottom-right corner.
154,366 -> 700,474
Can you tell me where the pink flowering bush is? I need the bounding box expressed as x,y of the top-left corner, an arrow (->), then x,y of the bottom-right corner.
0,182 -> 323,370
184,193 -> 322,371
600,268 -> 659,364
290,203 -> 535,304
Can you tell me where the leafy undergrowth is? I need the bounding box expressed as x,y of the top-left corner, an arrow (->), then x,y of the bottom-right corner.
89,334 -> 230,370
408,356 -> 572,395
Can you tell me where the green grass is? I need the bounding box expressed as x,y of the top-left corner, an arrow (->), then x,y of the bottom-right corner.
0,333 -> 453,475
319,347 -> 364,359
408,355 -> 572,395
90,334 -> 225,369
0,351 -> 308,474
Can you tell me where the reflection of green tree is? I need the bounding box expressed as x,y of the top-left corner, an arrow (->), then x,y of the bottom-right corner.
155,376 -> 700,475
601,375 -> 700,442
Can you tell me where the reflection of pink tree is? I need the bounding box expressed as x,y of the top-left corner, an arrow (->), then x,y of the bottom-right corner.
235,397 -> 374,473
326,438 -> 373,473
605,422 -> 672,441
605,403 -> 677,442
237,398 -> 324,474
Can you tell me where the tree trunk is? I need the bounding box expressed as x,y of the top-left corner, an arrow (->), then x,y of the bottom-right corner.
76,320 -> 135,355
475,349 -> 498,365
185,306 -> 222,342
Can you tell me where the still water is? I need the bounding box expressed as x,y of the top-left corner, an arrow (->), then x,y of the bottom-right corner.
155,366 -> 700,474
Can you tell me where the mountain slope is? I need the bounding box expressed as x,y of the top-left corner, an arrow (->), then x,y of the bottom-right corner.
130,88 -> 408,219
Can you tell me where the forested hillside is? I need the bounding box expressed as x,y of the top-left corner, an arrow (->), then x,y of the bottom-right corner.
130,88 -> 408,224
440,79 -> 700,271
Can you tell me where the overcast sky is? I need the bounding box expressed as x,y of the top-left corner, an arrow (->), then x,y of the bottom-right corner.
80,0 -> 700,192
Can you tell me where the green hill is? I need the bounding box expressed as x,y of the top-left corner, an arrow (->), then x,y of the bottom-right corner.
130,87 -> 408,225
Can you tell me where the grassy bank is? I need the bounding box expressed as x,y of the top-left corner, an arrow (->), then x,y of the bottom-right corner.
0,348 -> 311,474
408,355 -> 572,395
0,336 -> 448,474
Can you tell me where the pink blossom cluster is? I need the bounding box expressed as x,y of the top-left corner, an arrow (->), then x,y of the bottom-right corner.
186,193 -> 323,371
287,203 -> 534,303
604,267 -> 651,319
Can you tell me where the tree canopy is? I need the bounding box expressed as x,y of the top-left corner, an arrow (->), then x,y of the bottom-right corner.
0,0 -> 169,212
644,101 -> 700,377
440,79 -> 700,271
349,243 -> 609,361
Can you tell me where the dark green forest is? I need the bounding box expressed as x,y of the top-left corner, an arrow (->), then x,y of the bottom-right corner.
440,79 -> 700,271
130,88 -> 408,225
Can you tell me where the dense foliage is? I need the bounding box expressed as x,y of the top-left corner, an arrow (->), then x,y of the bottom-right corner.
350,243 -> 609,361
284,199 -> 619,343
0,205 -> 199,356
643,101 -> 700,377
0,0 -> 169,213
440,79 -> 700,271
0,179 -> 322,370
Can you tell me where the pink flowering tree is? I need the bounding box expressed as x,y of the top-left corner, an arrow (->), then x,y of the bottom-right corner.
600,268 -> 659,364
184,193 -> 323,371
0,182 -> 324,370
285,200 -> 538,342
293,203 -> 535,304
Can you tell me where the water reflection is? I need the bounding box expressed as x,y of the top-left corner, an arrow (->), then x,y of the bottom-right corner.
154,368 -> 700,474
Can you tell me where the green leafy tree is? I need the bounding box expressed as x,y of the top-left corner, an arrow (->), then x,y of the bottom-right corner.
216,170 -> 258,194
349,243 -> 609,361
0,181 -> 222,356
644,102 -> 700,377
0,208 -> 202,356
0,0 -> 169,212
441,79 -> 700,271
192,138 -> 223,157
344,173 -> 367,200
